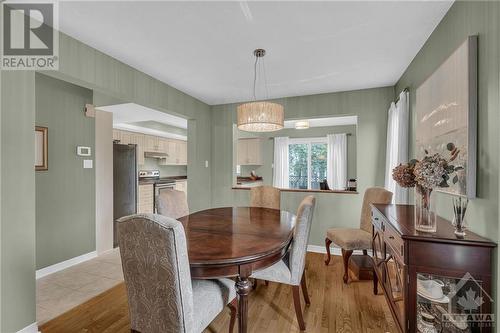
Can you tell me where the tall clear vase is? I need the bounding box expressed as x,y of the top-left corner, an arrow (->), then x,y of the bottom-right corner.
415,187 -> 437,233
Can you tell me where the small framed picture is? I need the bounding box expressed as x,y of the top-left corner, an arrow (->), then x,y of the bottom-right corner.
35,126 -> 48,171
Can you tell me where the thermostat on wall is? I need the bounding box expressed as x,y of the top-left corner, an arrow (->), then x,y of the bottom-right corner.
77,146 -> 92,156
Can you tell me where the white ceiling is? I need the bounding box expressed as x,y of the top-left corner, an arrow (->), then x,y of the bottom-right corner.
98,103 -> 188,140
59,1 -> 453,105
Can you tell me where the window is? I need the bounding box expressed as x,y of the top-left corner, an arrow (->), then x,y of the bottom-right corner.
288,138 -> 327,189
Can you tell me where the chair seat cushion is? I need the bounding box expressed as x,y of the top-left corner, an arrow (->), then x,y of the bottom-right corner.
327,228 -> 372,251
192,278 -> 236,332
250,259 -> 292,285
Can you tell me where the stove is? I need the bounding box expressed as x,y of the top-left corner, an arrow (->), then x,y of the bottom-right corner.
138,170 -> 160,181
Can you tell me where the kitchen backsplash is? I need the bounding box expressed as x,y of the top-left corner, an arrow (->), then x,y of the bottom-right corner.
141,157 -> 187,177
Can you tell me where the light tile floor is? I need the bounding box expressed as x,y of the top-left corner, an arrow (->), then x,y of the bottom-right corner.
36,248 -> 124,325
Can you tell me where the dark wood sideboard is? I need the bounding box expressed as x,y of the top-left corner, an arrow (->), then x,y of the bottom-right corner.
371,204 -> 496,333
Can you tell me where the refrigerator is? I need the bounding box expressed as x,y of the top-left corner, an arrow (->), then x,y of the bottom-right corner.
113,143 -> 137,247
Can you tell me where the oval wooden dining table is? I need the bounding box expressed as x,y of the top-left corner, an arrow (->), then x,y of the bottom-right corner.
177,206 -> 297,333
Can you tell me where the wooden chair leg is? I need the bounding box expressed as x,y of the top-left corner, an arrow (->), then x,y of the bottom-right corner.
252,279 -> 258,290
131,330 -> 140,333
228,299 -> 237,333
300,273 -> 311,305
341,249 -> 353,284
265,280 -> 269,286
292,285 -> 306,330
324,238 -> 332,265
363,249 -> 368,255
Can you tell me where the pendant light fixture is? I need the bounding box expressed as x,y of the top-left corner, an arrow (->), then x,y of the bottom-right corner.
237,49 -> 284,132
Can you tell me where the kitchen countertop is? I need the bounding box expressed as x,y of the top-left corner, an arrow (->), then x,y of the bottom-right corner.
139,175 -> 187,185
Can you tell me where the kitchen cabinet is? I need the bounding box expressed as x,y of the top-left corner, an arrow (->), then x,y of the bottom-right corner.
113,129 -> 187,166
129,133 -> 145,166
177,141 -> 187,165
157,137 -> 170,154
112,129 -> 122,142
144,135 -> 159,152
137,184 -> 154,214
113,130 -> 145,165
237,138 -> 262,165
159,139 -> 187,166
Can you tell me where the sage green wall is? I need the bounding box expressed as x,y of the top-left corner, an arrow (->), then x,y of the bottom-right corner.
211,87 -> 394,246
1,71 -> 37,332
395,0 -> 500,315
396,1 -> 499,238
1,29 -> 212,331
35,74 -> 95,269
237,125 -> 357,184
46,31 -> 213,213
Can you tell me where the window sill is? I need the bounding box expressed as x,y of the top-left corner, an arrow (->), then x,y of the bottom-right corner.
232,186 -> 358,194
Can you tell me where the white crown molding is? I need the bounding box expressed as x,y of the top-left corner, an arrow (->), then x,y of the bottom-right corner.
36,251 -> 97,279
16,322 -> 38,333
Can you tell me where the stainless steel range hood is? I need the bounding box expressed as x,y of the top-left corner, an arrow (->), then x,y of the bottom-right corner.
144,151 -> 169,159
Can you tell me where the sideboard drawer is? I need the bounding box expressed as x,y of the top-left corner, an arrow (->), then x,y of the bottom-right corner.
384,223 -> 404,263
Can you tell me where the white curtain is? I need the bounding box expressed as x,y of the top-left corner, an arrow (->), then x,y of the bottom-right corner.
327,133 -> 347,190
273,137 -> 289,188
385,90 -> 409,204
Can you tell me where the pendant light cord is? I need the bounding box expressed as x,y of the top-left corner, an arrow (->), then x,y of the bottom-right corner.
253,55 -> 258,101
262,57 -> 269,100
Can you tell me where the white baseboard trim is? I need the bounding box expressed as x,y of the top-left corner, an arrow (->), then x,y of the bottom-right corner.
307,245 -> 371,256
36,251 -> 97,279
16,322 -> 38,333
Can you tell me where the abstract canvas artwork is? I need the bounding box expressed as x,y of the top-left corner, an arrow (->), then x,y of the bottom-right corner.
415,36 -> 477,198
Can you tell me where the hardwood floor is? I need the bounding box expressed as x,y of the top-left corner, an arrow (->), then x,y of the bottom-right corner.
39,253 -> 397,333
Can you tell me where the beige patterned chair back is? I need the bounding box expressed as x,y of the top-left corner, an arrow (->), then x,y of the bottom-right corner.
250,186 -> 281,210
359,187 -> 393,232
116,214 -> 195,333
288,195 -> 316,285
156,189 -> 189,219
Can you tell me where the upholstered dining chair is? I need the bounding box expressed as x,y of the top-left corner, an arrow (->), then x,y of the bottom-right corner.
251,195 -> 316,331
250,185 -> 281,210
324,187 -> 393,284
116,214 -> 237,333
156,189 -> 189,219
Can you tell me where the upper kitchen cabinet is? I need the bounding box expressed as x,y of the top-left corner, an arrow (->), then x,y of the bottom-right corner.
237,138 -> 262,165
112,130 -> 145,165
159,139 -> 187,165
113,130 -> 187,166
144,135 -> 159,152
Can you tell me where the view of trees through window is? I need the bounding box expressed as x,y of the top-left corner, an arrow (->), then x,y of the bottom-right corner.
289,142 -> 327,189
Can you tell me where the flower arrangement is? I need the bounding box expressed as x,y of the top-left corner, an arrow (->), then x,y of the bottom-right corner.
392,143 -> 462,195
392,143 -> 463,232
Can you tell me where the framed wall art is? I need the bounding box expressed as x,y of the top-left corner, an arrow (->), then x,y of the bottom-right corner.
415,36 -> 477,198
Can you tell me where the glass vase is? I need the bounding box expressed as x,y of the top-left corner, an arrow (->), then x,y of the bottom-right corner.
415,188 -> 436,233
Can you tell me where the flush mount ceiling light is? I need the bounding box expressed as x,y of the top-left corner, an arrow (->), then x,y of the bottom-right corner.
294,120 -> 310,129
237,49 -> 284,132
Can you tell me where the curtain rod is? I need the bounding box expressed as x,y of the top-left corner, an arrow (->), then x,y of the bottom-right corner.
266,133 -> 352,140
395,87 -> 409,104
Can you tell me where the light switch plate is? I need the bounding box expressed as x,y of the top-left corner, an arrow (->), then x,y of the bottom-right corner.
205,160 -> 209,168
83,159 -> 93,169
